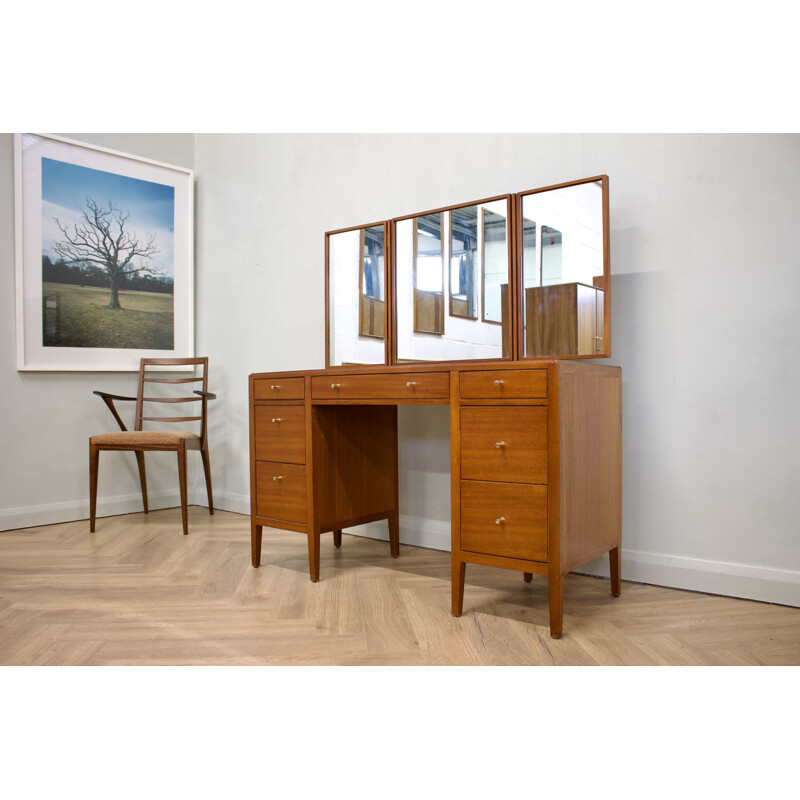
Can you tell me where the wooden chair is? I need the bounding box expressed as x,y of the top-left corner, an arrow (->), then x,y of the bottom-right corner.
89,357 -> 216,535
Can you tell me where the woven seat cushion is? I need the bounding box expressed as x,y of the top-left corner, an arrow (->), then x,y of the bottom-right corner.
91,430 -> 199,447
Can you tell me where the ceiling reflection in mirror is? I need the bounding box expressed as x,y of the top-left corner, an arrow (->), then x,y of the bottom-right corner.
328,224 -> 387,367
521,179 -> 606,357
396,197 -> 511,363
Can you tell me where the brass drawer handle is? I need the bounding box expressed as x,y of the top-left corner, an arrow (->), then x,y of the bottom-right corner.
271,417 -> 282,423
495,441 -> 506,448
270,384 -> 280,390
331,383 -> 342,389
494,379 -> 505,386
406,381 -> 418,388
272,475 -> 284,481
495,517 -> 506,525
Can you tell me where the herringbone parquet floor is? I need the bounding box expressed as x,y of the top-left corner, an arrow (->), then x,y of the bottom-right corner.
1,508 -> 798,666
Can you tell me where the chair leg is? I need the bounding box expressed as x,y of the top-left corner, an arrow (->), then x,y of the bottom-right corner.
177,445 -> 189,535
201,444 -> 214,515
135,451 -> 148,514
89,443 -> 99,532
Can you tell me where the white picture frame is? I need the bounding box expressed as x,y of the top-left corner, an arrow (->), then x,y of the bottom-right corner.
14,133 -> 195,371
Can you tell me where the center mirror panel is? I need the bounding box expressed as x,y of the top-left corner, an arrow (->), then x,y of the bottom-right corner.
395,196 -> 512,363
327,223 -> 388,367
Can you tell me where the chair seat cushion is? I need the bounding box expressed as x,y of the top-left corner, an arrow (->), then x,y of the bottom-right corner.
91,430 -> 200,447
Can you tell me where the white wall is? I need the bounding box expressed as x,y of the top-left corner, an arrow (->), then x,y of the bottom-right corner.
3,132 -> 799,607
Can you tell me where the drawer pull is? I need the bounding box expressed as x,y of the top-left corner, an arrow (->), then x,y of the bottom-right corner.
271,417 -> 282,423
494,379 -> 505,386
495,441 -> 506,449
270,384 -> 280,390
495,517 -> 506,525
331,383 -> 342,389
406,381 -> 418,388
272,475 -> 284,481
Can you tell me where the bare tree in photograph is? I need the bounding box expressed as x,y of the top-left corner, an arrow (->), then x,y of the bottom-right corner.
53,197 -> 162,309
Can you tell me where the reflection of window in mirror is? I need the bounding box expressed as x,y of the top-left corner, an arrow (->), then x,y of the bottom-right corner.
413,213 -> 444,335
541,226 -> 563,285
359,225 -> 385,339
481,208 -> 507,325
449,206 -> 478,319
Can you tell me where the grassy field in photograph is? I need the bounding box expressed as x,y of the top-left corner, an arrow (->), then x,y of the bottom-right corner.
43,282 -> 174,349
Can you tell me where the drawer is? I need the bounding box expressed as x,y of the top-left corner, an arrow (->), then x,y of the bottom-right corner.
255,462 -> 307,524
253,377 -> 305,401
460,480 -> 548,562
311,372 -> 450,401
460,369 -> 547,400
460,406 -> 547,484
254,405 -> 306,464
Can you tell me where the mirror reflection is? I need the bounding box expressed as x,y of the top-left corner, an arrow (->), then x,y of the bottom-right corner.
328,224 -> 386,366
396,198 -> 510,362
521,179 -> 605,357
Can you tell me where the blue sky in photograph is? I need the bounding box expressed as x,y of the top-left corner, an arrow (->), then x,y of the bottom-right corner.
41,157 -> 175,276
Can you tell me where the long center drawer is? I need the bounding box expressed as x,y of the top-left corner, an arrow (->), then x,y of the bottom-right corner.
311,372 -> 449,401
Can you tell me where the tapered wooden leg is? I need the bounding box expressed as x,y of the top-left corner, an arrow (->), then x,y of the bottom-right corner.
134,451 -> 148,514
308,530 -> 321,582
251,523 -> 263,567
201,445 -> 214,515
548,570 -> 564,638
523,572 -> 533,583
332,529 -> 342,548
609,546 -> 621,597
388,511 -> 400,558
452,557 -> 466,616
177,446 -> 188,535
89,443 -> 99,532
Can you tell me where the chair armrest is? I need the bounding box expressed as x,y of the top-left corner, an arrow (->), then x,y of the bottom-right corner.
194,390 -> 217,400
93,390 -> 137,402
93,390 -> 135,432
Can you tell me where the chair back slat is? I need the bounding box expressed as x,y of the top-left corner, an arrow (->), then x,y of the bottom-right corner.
135,358 -> 209,437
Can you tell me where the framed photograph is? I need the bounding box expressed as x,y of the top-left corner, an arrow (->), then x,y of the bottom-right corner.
14,133 -> 194,371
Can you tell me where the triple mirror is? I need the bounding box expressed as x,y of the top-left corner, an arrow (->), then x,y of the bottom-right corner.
326,175 -> 608,367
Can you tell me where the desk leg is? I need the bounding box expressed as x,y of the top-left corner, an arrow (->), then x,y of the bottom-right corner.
251,523 -> 262,568
609,546 -> 621,597
548,569 -> 564,639
523,572 -> 533,583
308,530 -> 320,582
388,511 -> 400,558
452,557 -> 465,616
333,529 -> 342,548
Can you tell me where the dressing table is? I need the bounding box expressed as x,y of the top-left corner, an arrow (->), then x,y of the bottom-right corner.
249,176 -> 621,638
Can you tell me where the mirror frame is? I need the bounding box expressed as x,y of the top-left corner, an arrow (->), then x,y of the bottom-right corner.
325,221 -> 391,368
323,175 -> 609,368
515,175 -> 610,361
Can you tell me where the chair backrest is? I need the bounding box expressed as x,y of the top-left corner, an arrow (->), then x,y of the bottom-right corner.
134,357 -> 210,439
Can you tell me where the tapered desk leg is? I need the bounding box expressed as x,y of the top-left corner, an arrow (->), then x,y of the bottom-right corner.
251,523 -> 262,567
548,570 -> 564,639
609,546 -> 622,597
388,511 -> 400,558
452,557 -> 466,616
308,530 -> 320,582
523,572 -> 533,583
333,529 -> 342,548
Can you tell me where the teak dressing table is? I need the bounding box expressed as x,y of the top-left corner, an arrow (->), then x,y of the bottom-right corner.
248,176 -> 621,638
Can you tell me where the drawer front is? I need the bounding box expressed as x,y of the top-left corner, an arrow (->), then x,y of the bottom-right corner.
460,480 -> 548,562
254,405 -> 306,464
255,462 -> 307,524
460,369 -> 547,400
311,372 -> 450,401
253,377 -> 305,401
460,406 -> 547,484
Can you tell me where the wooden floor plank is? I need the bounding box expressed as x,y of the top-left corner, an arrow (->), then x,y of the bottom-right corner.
1,509 -> 798,666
